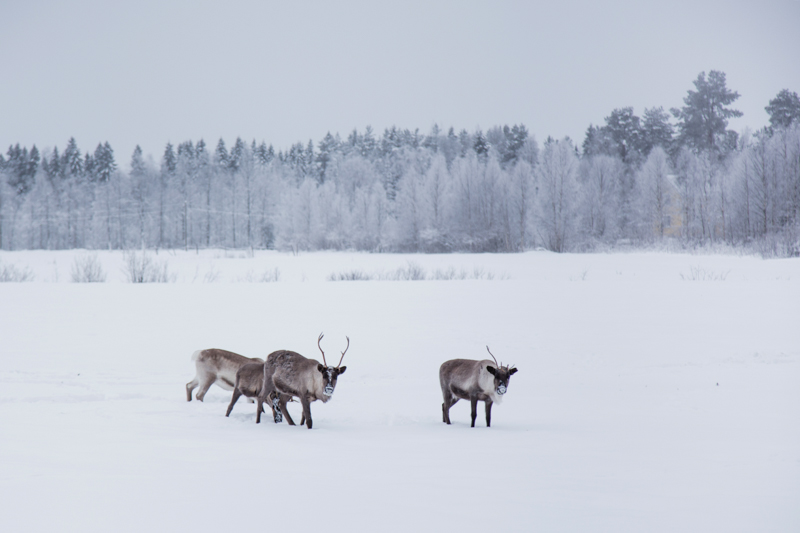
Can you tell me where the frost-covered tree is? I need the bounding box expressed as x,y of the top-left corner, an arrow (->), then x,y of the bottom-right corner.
508,160 -> 535,250
637,147 -> 673,239
537,138 -> 578,252
129,145 -> 152,247
579,155 -> 623,242
419,154 -> 452,249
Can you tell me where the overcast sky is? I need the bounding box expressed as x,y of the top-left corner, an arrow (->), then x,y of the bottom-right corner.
2,0 -> 799,170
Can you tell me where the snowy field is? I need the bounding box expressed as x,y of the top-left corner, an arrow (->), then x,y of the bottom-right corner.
1,249 -> 798,532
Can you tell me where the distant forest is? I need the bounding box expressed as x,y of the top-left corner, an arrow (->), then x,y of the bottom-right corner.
2,71 -> 799,256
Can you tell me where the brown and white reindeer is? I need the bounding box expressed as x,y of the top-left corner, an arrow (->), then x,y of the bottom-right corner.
224,361 -> 277,423
262,333 -> 349,429
186,349 -> 264,402
439,346 -> 518,427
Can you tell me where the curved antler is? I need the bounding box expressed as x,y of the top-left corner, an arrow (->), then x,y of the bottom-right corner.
486,345 -> 499,367
337,336 -> 350,367
318,332 -> 327,367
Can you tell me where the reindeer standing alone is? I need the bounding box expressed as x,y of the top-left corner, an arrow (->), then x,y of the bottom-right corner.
439,346 -> 518,427
262,333 -> 349,429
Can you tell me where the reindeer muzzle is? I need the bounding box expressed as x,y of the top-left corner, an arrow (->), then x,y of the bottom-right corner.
323,385 -> 335,396
496,384 -> 507,395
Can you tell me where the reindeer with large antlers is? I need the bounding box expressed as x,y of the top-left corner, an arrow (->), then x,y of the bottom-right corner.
262,333 -> 349,429
439,346 -> 518,427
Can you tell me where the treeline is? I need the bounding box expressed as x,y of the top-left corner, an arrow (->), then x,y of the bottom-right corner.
1,71 -> 799,256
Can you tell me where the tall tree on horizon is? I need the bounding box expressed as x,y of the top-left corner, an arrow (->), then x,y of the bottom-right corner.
672,70 -> 742,153
765,89 -> 800,129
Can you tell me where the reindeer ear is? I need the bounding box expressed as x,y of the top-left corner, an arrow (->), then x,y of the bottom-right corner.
317,364 -> 325,373
509,368 -> 518,375
337,366 -> 346,375
486,366 -> 496,376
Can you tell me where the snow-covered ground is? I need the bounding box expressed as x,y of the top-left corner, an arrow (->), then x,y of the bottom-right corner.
1,249 -> 798,532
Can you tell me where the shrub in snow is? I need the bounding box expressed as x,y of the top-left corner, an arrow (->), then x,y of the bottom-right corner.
680,265 -> 729,281
393,261 -> 426,281
0,260 -> 34,282
123,250 -> 175,283
430,267 -> 467,280
238,268 -> 281,282
329,263 -> 503,281
328,270 -> 372,281
70,254 -> 107,283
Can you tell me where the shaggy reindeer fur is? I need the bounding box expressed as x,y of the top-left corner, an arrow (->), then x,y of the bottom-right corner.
439,351 -> 518,427
262,335 -> 348,429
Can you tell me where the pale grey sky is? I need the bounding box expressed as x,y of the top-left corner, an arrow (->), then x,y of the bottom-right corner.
2,0 -> 799,170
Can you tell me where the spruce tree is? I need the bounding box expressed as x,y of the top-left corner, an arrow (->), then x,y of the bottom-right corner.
162,142 -> 177,175
62,137 -> 83,178
214,138 -> 228,169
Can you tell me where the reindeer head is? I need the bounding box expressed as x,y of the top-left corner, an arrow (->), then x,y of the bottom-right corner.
317,333 -> 349,397
485,346 -> 518,396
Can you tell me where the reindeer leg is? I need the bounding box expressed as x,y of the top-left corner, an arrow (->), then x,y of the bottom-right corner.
485,400 -> 493,427
300,396 -> 312,429
255,397 -> 263,424
280,396 -> 296,425
443,395 -> 457,425
225,388 -> 242,417
195,376 -> 214,402
186,378 -> 198,401
470,396 -> 478,428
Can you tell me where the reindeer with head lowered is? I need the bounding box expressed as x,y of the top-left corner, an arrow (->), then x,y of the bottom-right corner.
186,349 -> 264,402
261,333 -> 349,429
439,346 -> 518,427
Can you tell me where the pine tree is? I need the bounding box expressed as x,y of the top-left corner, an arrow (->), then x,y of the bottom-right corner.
473,130 -> 489,158
640,107 -> 674,156
604,107 -> 642,163
316,132 -> 337,182
672,70 -> 742,153
504,124 -> 529,167
765,89 -> 800,129
5,144 -> 38,195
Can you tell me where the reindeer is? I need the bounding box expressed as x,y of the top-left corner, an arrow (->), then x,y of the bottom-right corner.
262,333 -> 349,429
439,346 -> 518,427
224,361 -> 283,423
186,349 -> 264,402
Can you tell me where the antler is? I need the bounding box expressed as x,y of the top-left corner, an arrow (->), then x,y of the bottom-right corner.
337,336 -> 350,367
486,345 -> 499,367
318,332 -> 327,367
